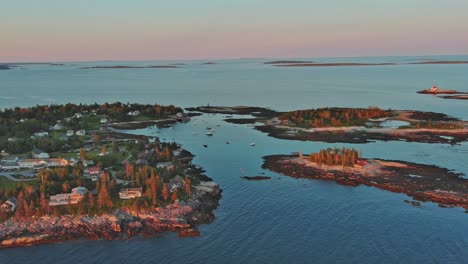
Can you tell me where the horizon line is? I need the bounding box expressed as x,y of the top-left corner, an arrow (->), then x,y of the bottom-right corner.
2,53 -> 468,64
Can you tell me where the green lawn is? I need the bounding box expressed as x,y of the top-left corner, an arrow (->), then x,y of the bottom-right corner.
0,176 -> 38,191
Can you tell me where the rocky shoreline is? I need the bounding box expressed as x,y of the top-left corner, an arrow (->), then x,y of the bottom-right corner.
0,181 -> 221,249
107,118 -> 177,130
262,155 -> 468,210
0,116 -> 222,250
189,106 -> 468,144
417,89 -> 468,95
256,124 -> 468,144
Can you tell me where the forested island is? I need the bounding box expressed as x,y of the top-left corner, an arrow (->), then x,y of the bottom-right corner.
189,106 -> 468,144
262,148 -> 468,210
0,103 -> 220,249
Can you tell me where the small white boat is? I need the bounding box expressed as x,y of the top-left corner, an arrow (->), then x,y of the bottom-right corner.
206,131 -> 213,136
250,143 -> 256,147
192,132 -> 198,135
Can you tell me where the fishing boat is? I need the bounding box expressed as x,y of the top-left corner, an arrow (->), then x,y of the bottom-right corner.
250,143 -> 256,147
206,129 -> 214,136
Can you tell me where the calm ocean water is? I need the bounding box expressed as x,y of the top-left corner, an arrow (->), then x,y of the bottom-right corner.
1,56 -> 467,263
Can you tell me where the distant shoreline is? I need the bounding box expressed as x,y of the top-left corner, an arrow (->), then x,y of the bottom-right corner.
267,60 -> 468,67
79,65 -> 178,69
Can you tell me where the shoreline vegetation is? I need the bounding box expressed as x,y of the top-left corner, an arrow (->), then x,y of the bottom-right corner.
262,149 -> 468,210
0,103 -> 221,249
188,106 -> 468,144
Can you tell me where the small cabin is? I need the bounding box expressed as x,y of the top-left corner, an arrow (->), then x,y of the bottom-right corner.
119,188 -> 143,199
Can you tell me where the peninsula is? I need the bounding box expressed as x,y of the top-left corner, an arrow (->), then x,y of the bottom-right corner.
188,106 -> 468,144
262,148 -> 468,210
0,103 -> 221,249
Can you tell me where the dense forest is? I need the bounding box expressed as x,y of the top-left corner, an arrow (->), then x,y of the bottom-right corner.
308,147 -> 360,167
279,107 -> 391,128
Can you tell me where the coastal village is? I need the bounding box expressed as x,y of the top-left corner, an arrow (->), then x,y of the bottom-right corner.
0,103 -> 219,225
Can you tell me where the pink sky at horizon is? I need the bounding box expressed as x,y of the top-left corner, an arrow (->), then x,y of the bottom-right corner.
1,0 -> 468,62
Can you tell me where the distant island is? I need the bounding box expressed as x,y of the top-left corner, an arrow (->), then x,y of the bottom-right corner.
417,85 -> 468,100
409,61 -> 468,65
0,63 -> 65,70
265,60 -> 468,67
188,106 -> 468,144
440,95 -> 468,100
0,102 -> 221,249
264,60 -> 315,64
273,62 -> 397,67
79,65 -> 179,69
262,148 -> 468,210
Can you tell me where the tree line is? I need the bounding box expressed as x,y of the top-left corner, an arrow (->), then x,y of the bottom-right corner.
308,147 -> 361,167
279,107 -> 391,128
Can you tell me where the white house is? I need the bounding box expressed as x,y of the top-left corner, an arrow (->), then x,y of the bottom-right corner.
74,113 -> 83,118
19,159 -> 47,168
49,187 -> 87,206
127,110 -> 141,116
0,160 -> 19,171
66,130 -> 74,136
47,158 -> 69,167
83,160 -> 94,167
75,130 -> 86,136
51,123 -> 64,131
100,117 -> 108,124
34,131 -> 49,137
32,149 -> 49,159
119,188 -> 143,199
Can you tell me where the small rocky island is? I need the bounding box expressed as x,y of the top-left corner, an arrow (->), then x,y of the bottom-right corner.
417,85 -> 467,95
262,148 -> 468,210
417,85 -> 468,100
0,103 -> 221,249
188,106 -> 468,144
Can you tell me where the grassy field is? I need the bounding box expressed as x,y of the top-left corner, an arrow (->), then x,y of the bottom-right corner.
0,176 -> 38,191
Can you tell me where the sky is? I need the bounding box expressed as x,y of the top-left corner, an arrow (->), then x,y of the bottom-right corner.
1,0 -> 468,62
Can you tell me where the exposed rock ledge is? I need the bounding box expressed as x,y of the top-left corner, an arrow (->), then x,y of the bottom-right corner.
0,181 -> 221,249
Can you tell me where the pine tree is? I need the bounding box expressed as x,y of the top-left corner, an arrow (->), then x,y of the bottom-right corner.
80,148 -> 87,160
162,185 -> 169,201
171,188 -> 178,202
185,176 -> 191,196
97,173 -> 113,209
